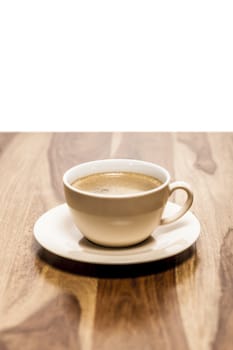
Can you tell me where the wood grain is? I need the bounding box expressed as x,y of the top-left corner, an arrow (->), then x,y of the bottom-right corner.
0,132 -> 232,350
0,294 -> 81,350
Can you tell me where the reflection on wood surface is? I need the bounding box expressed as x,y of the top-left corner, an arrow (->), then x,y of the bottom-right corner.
0,132 -> 232,350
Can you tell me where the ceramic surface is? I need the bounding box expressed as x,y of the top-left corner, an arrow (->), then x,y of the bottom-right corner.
34,202 -> 200,265
63,159 -> 193,247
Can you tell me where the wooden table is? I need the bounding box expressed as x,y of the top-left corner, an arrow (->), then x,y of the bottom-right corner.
0,132 -> 232,350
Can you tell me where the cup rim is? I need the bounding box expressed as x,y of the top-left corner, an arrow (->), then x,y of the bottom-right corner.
63,159 -> 170,199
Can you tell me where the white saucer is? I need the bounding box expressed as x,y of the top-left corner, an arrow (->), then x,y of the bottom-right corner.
34,202 -> 200,265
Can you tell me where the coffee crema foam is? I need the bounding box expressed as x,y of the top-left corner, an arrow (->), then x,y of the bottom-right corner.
71,172 -> 162,196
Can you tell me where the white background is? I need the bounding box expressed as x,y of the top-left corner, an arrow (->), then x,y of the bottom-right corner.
0,1 -> 232,130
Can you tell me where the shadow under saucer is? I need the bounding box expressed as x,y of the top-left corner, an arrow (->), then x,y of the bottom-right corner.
36,243 -> 197,279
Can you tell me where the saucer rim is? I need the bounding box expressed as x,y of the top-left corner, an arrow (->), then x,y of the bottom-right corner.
34,202 -> 200,265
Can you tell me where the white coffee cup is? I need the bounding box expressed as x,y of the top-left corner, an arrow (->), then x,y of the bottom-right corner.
63,159 -> 193,247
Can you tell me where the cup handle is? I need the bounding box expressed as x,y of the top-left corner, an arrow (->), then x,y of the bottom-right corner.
160,181 -> 193,225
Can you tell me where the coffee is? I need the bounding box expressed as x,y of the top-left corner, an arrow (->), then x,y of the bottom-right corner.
72,172 -> 162,195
